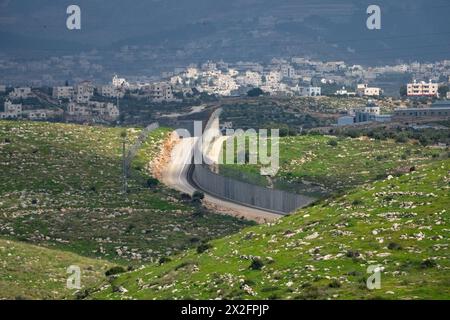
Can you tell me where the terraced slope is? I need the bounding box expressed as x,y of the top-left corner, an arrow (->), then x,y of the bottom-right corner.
0,121 -> 252,264
0,238 -> 113,300
93,159 -> 449,300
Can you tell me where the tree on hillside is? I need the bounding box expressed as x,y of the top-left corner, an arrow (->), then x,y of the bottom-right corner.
438,85 -> 449,98
247,88 -> 264,97
399,85 -> 408,97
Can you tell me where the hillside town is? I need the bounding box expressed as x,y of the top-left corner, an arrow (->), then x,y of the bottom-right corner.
1,58 -> 450,125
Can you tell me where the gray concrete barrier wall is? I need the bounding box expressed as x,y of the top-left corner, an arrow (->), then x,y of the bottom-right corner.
192,164 -> 314,214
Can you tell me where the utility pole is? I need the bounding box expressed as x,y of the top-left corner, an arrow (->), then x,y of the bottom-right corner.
120,130 -> 127,194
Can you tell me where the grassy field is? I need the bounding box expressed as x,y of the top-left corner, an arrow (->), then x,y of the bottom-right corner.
219,134 -> 445,197
0,238 -> 113,300
93,159 -> 450,300
0,121 -> 252,266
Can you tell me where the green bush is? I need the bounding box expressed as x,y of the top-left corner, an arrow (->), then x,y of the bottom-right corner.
105,266 -> 126,276
146,177 -> 159,188
158,256 -> 172,264
192,191 -> 205,204
327,139 -> 338,147
249,257 -> 264,270
197,242 -> 212,254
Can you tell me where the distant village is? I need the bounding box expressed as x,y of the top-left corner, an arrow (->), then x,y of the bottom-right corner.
1,57 -> 450,125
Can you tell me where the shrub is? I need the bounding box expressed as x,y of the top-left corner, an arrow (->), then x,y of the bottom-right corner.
192,207 -> 205,218
395,134 -> 408,143
249,257 -> 264,270
158,256 -> 171,264
197,242 -> 212,254
387,242 -> 402,250
328,280 -> 341,288
420,259 -> 437,269
247,88 -> 264,97
180,193 -> 192,201
189,237 -> 201,243
192,191 -> 205,204
146,177 -> 159,188
327,139 -> 338,147
346,250 -> 360,258
74,289 -> 90,300
105,266 -> 126,276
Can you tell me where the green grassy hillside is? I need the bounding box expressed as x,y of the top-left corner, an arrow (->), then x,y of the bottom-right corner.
220,134 -> 444,196
0,238 -> 113,300
0,121 -> 252,265
93,159 -> 450,300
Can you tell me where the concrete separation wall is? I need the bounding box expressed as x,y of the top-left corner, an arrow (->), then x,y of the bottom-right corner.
192,164 -> 315,214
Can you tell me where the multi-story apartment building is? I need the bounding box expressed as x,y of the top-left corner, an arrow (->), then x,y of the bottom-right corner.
67,102 -> 91,117
8,87 -> 31,99
407,80 -> 439,97
0,100 -> 23,119
364,87 -> 382,97
74,81 -> 95,103
237,71 -> 262,87
280,65 -> 296,79
52,86 -> 74,99
357,84 -> 382,97
147,82 -> 175,102
67,101 -> 119,120
99,85 -> 125,98
296,86 -> 321,97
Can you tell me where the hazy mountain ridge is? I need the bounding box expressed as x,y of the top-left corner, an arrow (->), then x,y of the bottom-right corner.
0,0 -> 449,66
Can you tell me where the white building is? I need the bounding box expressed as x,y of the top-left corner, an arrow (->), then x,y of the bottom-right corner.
0,100 -> 22,119
201,61 -> 217,71
75,81 -> 94,103
147,82 -> 175,102
357,84 -> 382,97
112,75 -> 129,88
364,87 -> 382,97
297,86 -> 321,97
265,71 -> 282,85
363,103 -> 380,115
67,101 -> 119,120
184,68 -> 199,79
22,109 -> 50,120
67,102 -> 90,116
52,86 -> 74,99
238,71 -> 262,87
105,103 -> 120,119
335,87 -> 356,96
0,85 -> 6,93
99,85 -> 125,98
9,87 -> 31,99
90,101 -> 120,119
407,80 -> 439,97
281,65 -> 296,79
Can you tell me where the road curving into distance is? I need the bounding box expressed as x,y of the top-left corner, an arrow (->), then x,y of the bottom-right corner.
159,108 -> 312,223
160,135 -> 281,223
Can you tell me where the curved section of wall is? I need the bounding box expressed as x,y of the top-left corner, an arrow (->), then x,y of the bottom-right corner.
192,164 -> 315,214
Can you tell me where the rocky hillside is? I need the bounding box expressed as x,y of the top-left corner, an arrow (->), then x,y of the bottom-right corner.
0,238 -> 113,300
93,159 -> 449,300
0,121 -> 252,267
